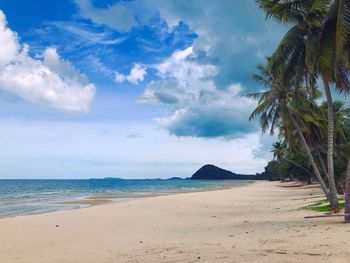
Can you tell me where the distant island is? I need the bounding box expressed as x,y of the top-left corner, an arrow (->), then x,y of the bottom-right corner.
191,164 -> 265,180
87,165 -> 265,181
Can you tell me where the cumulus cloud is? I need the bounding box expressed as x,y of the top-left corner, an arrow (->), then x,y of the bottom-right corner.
0,10 -> 96,113
139,79 -> 188,104
0,15 -> 19,67
155,84 -> 257,138
138,0 -> 283,138
140,47 -> 217,104
72,0 -> 284,138
140,46 -> 257,138
146,0 -> 285,88
115,63 -> 147,85
155,47 -> 217,84
73,0 -> 285,88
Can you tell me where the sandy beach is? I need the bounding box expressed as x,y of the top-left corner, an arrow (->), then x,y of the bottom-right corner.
1,181 -> 350,263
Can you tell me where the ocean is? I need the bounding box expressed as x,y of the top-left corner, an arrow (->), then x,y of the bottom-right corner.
0,179 -> 252,218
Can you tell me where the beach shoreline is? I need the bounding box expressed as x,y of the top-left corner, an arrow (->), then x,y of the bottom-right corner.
0,179 -> 253,218
55,183 -> 255,208
1,181 -> 350,262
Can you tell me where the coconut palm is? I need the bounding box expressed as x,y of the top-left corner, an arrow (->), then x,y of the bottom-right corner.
272,140 -> 317,181
248,63 -> 330,195
326,101 -> 350,219
301,101 -> 350,190
256,0 -> 346,212
272,141 -> 286,162
308,0 -> 350,213
322,0 -> 350,86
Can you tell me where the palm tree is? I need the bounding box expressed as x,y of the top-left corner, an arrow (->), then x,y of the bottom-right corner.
271,141 -> 286,162
323,0 -> 350,220
308,0 -> 350,213
272,140 -> 316,181
326,101 -> 350,221
248,63 -> 330,195
256,0 -> 345,212
321,0 -> 350,87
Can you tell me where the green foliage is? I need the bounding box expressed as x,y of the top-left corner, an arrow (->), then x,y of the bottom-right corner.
264,148 -> 316,182
271,141 -> 286,162
285,153 -> 312,182
253,0 -> 350,194
264,160 -> 281,181
304,198 -> 345,212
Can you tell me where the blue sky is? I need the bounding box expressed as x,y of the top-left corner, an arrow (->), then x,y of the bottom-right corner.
0,0 -> 286,179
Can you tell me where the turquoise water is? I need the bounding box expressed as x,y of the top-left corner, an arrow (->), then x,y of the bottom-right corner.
0,179 -> 252,218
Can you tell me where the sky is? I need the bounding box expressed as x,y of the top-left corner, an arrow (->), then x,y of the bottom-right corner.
0,0 -> 287,179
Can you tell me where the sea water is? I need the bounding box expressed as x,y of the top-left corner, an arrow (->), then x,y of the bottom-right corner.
0,179 -> 252,217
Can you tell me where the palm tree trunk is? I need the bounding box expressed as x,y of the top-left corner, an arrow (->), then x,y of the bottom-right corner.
289,114 -> 329,196
345,159 -> 350,223
316,150 -> 328,183
323,78 -> 340,213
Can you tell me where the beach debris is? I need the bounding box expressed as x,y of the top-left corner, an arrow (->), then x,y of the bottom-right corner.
56,225 -> 59,228
304,214 -> 347,219
264,249 -> 287,255
259,239 -> 267,244
292,195 -> 325,201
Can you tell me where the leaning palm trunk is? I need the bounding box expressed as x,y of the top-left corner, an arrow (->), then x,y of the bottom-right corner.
345,159 -> 350,223
323,79 -> 340,213
289,114 -> 329,196
316,150 -> 329,182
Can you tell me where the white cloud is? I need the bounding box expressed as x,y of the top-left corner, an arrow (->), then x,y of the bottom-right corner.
140,46 -> 257,138
0,10 -> 96,113
73,0 -> 285,87
155,84 -> 258,138
70,1 -> 285,133
74,0 -> 136,32
140,46 -> 217,104
114,72 -> 126,83
115,63 -> 147,85
0,11 -> 19,67
155,47 -> 217,86
138,79 -> 189,104
144,0 -> 284,85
